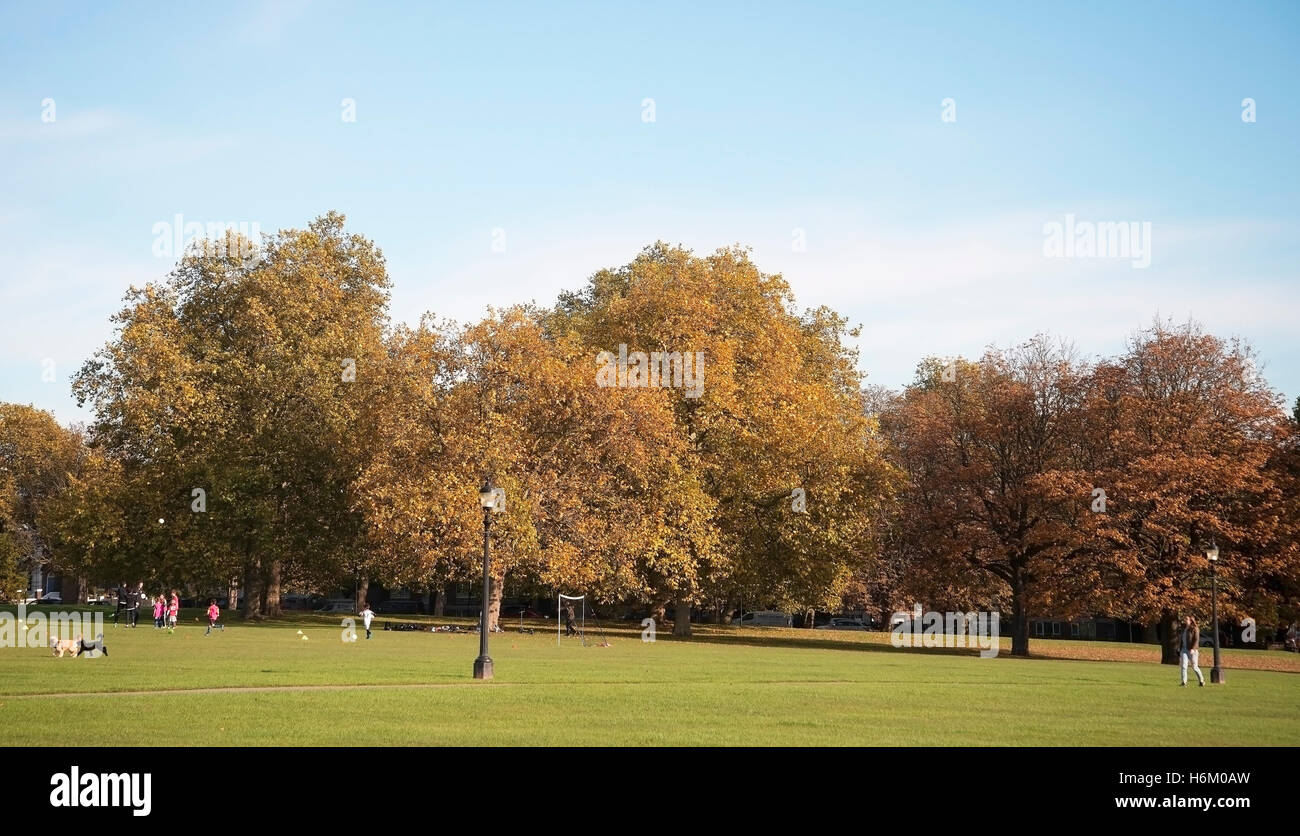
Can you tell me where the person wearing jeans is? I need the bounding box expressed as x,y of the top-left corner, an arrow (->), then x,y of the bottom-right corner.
1180,615 -> 1205,687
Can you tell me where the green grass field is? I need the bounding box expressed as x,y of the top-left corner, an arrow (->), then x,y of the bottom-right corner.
2,607 -> 1297,746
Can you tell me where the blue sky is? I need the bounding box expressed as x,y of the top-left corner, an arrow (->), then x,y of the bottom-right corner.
2,0 -> 1298,424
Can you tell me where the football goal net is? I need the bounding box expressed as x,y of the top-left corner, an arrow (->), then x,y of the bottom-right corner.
557,593 -> 586,645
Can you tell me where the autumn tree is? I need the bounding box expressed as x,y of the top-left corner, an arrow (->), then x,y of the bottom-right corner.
880,340 -> 1096,656
1226,433 -> 1300,639
551,244 -> 893,635
37,450 -> 130,595
73,213 -> 389,616
0,403 -> 85,600
356,307 -> 714,631
1078,320 -> 1294,663
0,476 -> 27,602
351,317 -> 477,608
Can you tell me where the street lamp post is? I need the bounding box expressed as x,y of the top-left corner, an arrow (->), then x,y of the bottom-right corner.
474,480 -> 503,680
1205,541 -> 1224,684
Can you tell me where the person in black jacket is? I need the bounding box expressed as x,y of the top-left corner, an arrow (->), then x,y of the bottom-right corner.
128,582 -> 144,628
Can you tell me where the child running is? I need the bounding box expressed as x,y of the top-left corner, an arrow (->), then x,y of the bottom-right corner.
205,599 -> 224,635
167,590 -> 179,633
361,602 -> 375,640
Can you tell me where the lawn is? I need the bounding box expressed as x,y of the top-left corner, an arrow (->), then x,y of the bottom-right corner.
2,607 -> 1297,746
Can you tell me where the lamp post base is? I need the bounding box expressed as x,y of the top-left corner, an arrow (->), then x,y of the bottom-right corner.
1211,667 -> 1224,684
473,656 -> 494,680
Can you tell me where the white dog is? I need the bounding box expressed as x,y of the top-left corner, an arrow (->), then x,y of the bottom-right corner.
51,637 -> 78,657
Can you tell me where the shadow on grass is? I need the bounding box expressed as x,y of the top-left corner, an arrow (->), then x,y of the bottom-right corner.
650,626 -> 1000,659
223,613 -> 992,659
651,626 -> 1300,673
107,608 -> 1297,673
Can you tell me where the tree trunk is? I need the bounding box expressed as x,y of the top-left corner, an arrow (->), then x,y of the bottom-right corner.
673,598 -> 692,637
228,579 -> 239,612
434,587 -> 447,616
240,540 -> 262,618
803,609 -> 815,629
1010,574 -> 1029,656
1159,610 -> 1180,664
241,559 -> 264,620
72,576 -> 87,607
263,560 -> 282,617
487,572 -> 503,632
356,576 -> 369,612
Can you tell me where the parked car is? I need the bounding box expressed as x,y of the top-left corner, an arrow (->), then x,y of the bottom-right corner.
500,605 -> 548,620
314,598 -> 357,613
374,599 -> 421,614
280,593 -> 325,611
20,592 -> 62,604
1199,631 -> 1231,648
889,613 -> 919,633
731,610 -> 791,627
815,617 -> 872,631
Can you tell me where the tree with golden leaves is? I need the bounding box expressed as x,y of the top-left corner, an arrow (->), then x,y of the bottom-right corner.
552,244 -> 893,635
356,306 -> 714,631
0,404 -> 85,601
73,213 -> 389,615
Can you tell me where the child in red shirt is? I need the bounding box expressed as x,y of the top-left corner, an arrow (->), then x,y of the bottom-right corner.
167,591 -> 179,633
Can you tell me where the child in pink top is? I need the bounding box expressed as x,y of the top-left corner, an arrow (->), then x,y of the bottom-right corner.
205,600 -> 224,635
152,595 -> 165,629
168,591 -> 178,632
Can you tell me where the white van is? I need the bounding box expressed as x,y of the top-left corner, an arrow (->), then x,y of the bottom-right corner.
732,610 -> 791,628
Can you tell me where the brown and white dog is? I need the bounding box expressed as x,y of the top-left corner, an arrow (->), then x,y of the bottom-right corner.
51,637 -> 78,657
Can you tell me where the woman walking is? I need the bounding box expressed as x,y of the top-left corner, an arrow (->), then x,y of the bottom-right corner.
1180,615 -> 1205,687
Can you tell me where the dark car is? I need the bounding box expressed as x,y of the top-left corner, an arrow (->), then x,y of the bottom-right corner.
815,617 -> 873,631
374,599 -> 422,614
500,605 -> 548,620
